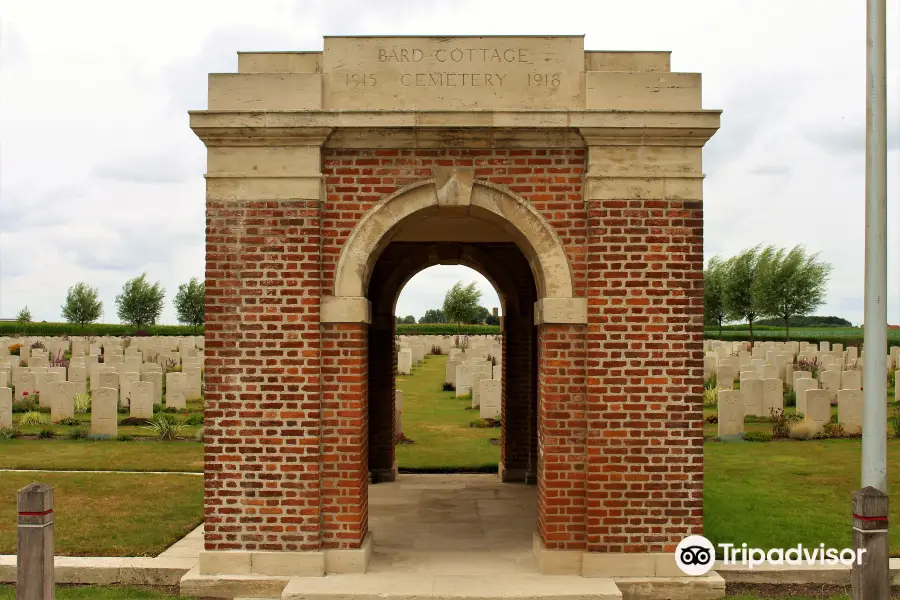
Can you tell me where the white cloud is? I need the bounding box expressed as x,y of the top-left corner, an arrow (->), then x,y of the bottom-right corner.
1,0 -> 898,326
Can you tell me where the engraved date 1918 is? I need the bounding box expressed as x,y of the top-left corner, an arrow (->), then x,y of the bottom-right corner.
345,73 -> 378,86
527,73 -> 560,87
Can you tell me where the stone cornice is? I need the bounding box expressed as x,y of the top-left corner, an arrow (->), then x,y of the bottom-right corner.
189,110 -> 720,147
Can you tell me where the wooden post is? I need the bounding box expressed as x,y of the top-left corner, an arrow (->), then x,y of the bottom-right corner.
851,486 -> 889,599
17,483 -> 54,600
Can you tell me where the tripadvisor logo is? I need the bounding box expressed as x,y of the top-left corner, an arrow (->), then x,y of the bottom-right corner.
674,535 -> 868,576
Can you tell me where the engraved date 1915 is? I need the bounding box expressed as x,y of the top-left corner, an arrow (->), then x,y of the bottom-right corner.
345,73 -> 378,86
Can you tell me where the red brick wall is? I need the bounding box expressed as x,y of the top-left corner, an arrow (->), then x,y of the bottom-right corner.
204,199 -> 323,551
536,324 -> 588,550
585,198 -> 705,553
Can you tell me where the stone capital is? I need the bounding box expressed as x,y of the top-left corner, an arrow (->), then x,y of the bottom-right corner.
320,296 -> 372,324
534,297 -> 588,325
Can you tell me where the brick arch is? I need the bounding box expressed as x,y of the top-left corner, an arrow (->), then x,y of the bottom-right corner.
329,174 -> 585,324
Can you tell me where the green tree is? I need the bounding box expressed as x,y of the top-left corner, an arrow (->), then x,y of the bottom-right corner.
115,273 -> 165,329
754,246 -> 832,340
470,306 -> 491,324
15,306 -> 32,323
174,277 -> 205,333
703,256 -> 727,337
61,282 -> 103,327
442,281 -> 482,331
399,315 -> 416,324
419,309 -> 447,324
723,245 -> 768,342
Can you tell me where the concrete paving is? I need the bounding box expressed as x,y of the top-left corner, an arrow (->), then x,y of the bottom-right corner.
367,474 -> 538,576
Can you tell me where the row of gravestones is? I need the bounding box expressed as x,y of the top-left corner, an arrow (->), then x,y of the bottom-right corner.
707,340 -> 885,438
0,336 -> 205,435
445,343 -> 502,420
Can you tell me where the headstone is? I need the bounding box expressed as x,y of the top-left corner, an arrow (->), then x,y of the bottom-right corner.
703,356 -> 717,380
13,371 -> 36,401
794,377 -> 818,415
49,381 -> 75,422
0,387 -> 11,428
792,370 -> 812,391
470,371 -> 490,408
717,390 -> 744,437
455,364 -> 473,396
819,341 -> 830,353
478,378 -> 501,419
166,372 -> 186,408
761,378 -> 783,416
838,389 -> 863,435
841,370 -> 861,391
820,370 -> 841,405
445,357 -> 460,385
0,371 -> 6,389
124,357 -> 141,374
68,366 -> 87,395
803,389 -> 832,435
784,364 -> 795,390
35,372 -> 57,408
120,372 -> 140,406
762,364 -> 779,380
493,364 -> 501,380
716,365 -> 735,390
130,382 -> 154,419
184,367 -> 202,400
90,388 -> 118,437
98,371 -> 119,404
142,371 -> 163,404
398,349 -> 412,375
740,378 -> 763,417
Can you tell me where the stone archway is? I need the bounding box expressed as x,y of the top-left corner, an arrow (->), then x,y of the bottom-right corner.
321,172 -> 587,327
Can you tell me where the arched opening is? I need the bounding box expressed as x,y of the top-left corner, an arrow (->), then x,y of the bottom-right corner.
319,172 -> 589,561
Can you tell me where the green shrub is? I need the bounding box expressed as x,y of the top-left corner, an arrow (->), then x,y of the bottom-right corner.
68,428 -> 88,440
770,407 -> 802,439
73,393 -> 91,414
0,426 -> 21,440
184,413 -> 204,426
442,382 -> 455,392
119,417 -> 150,426
396,323 -> 500,336
38,427 -> 56,439
784,388 -> 796,407
822,422 -> 847,438
144,413 -> 187,440
18,411 -> 47,426
116,434 -> 134,442
12,398 -> 38,413
55,417 -> 79,426
469,418 -> 501,429
742,431 -> 773,442
889,406 -> 900,439
703,387 -> 717,407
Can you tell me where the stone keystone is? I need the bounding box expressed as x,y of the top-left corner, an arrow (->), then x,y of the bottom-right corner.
434,166 -> 474,217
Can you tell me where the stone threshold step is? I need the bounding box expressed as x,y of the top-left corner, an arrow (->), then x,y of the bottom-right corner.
282,574 -> 622,600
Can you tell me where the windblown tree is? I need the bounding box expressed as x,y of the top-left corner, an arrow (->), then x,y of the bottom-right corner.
399,315 -> 416,324
174,277 -> 205,333
61,282 -> 103,327
754,246 -> 831,339
15,306 -> 32,323
442,281 -> 482,332
723,245 -> 768,342
703,256 -> 727,337
115,273 -> 165,329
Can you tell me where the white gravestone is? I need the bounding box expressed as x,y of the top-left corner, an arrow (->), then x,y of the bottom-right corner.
0,387 -> 11,428
142,371 -> 163,404
717,390 -> 744,437
837,389 -> 862,435
761,378 -> 783,417
794,377 -> 818,415
803,389 -> 831,435
398,349 -> 412,375
130,381 -> 154,419
91,387 -> 118,437
455,364 -> 473,396
98,371 -> 120,405
478,378 -> 501,419
166,372 -> 186,409
470,371 -> 490,409
840,370 -> 861,391
740,378 -> 763,417
50,381 -> 75,422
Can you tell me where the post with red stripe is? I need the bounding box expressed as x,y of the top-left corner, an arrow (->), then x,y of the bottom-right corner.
17,483 -> 54,600
851,487 -> 889,599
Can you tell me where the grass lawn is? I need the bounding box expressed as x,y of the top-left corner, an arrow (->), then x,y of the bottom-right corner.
0,472 -> 203,556
706,439 -> 900,556
0,439 -> 203,472
0,586 -> 198,599
396,355 -> 500,471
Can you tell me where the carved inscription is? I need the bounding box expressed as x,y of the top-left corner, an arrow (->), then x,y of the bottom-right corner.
322,36 -> 585,110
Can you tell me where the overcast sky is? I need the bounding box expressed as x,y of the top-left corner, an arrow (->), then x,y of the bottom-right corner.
1,0 -> 898,325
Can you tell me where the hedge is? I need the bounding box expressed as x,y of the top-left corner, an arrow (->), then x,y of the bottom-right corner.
0,322 -> 202,337
705,328 -> 900,349
396,324 -> 501,336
